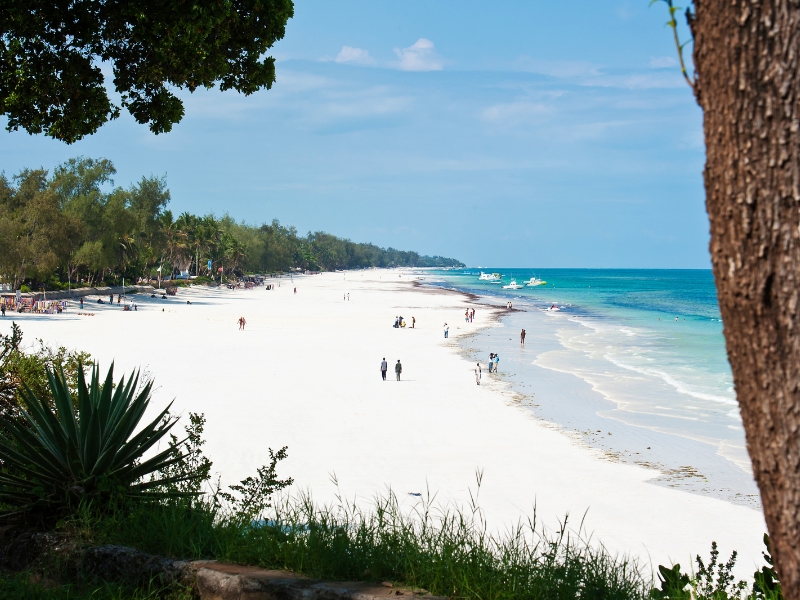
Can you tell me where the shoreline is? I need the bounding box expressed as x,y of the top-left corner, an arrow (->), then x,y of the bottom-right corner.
420,275 -> 760,509
0,269 -> 766,576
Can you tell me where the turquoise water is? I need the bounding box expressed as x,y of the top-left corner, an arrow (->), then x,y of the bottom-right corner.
425,268 -> 756,504
437,268 -> 733,405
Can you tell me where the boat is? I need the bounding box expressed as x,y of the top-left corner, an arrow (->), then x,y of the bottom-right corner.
524,276 -> 547,287
502,279 -> 523,290
478,272 -> 502,281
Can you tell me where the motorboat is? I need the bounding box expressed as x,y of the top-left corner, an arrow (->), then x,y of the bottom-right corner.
502,279 -> 523,290
525,277 -> 547,287
478,272 -> 502,281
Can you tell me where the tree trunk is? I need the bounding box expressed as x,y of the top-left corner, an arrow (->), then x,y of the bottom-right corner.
693,1 -> 800,595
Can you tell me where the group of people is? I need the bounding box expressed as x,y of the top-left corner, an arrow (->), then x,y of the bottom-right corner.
488,353 -> 500,373
393,315 -> 415,328
380,357 -> 403,381
464,307 -> 476,322
475,353 -> 500,385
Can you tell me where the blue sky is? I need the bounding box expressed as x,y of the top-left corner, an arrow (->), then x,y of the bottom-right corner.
0,1 -> 706,268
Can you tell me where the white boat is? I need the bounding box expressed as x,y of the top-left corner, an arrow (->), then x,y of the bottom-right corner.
478,271 -> 502,281
502,279 -> 523,290
525,276 -> 547,287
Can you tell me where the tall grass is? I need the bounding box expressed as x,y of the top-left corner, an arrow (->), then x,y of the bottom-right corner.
85,483 -> 648,600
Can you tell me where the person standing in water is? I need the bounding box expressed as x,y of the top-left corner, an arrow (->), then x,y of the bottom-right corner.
475,363 -> 481,385
381,358 -> 388,381
520,329 -> 526,346
395,359 -> 402,381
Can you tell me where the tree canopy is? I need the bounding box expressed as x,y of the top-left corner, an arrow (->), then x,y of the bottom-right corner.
0,0 -> 294,143
0,158 -> 463,291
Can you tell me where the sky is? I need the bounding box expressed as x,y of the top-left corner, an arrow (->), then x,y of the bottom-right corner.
0,1 -> 706,268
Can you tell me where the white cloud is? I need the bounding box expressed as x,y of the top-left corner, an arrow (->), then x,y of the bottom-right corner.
335,46 -> 376,66
393,38 -> 443,72
649,56 -> 678,68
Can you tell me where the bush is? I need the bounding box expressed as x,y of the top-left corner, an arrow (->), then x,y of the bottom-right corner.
19,285 -> 31,293
0,363 -> 191,526
652,538 -> 782,600
0,323 -> 92,420
190,276 -> 215,285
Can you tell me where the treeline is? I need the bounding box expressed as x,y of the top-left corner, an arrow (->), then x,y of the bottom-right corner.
0,158 -> 463,290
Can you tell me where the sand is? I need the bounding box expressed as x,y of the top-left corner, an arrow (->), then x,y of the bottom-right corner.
0,270 -> 766,575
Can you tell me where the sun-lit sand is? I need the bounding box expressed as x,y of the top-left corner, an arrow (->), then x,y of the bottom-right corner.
0,270 -> 766,574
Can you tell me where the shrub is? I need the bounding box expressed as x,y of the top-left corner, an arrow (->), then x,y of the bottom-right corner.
0,323 -> 92,420
0,364 -> 191,525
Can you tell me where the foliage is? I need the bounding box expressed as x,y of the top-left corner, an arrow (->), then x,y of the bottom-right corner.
0,0 -> 294,143
694,542 -> 748,600
752,535 -> 783,600
0,364 -> 189,525
651,564 -> 691,600
217,446 -> 293,521
151,412 -> 213,498
654,541 -> 778,600
0,323 -> 92,420
0,158 -> 463,291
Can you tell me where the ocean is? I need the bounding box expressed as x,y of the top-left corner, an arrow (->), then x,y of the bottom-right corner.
423,268 -> 760,509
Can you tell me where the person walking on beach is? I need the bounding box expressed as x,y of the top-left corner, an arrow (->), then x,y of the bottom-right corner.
412,316 -> 415,328
493,354 -> 500,373
1,304 -> 5,317
465,309 -> 470,323
347,293 -> 350,301
381,358 -> 388,381
488,353 -> 494,373
520,329 -> 526,346
444,323 -> 449,339
294,287 -> 297,294
475,363 -> 481,385
238,316 -> 246,330
395,359 -> 402,381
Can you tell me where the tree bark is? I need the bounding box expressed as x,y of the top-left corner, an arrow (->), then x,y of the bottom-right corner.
693,1 -> 800,596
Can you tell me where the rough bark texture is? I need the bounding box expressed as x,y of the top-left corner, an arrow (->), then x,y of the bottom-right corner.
692,1 -> 800,597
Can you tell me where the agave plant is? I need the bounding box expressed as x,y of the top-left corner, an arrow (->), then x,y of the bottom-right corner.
0,363 -> 188,523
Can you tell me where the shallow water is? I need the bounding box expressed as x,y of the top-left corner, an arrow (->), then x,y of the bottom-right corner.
424,268 -> 760,509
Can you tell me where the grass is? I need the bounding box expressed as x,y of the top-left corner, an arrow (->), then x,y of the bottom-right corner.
73,484 -> 649,600
0,572 -> 191,600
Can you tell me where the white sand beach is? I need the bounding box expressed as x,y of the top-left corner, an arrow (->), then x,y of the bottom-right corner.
0,270 -> 766,574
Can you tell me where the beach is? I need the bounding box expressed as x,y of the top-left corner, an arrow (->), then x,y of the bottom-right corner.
0,270 -> 766,576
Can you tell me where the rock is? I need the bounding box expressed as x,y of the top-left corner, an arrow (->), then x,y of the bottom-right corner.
189,561 -> 446,599
81,545 -> 190,587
